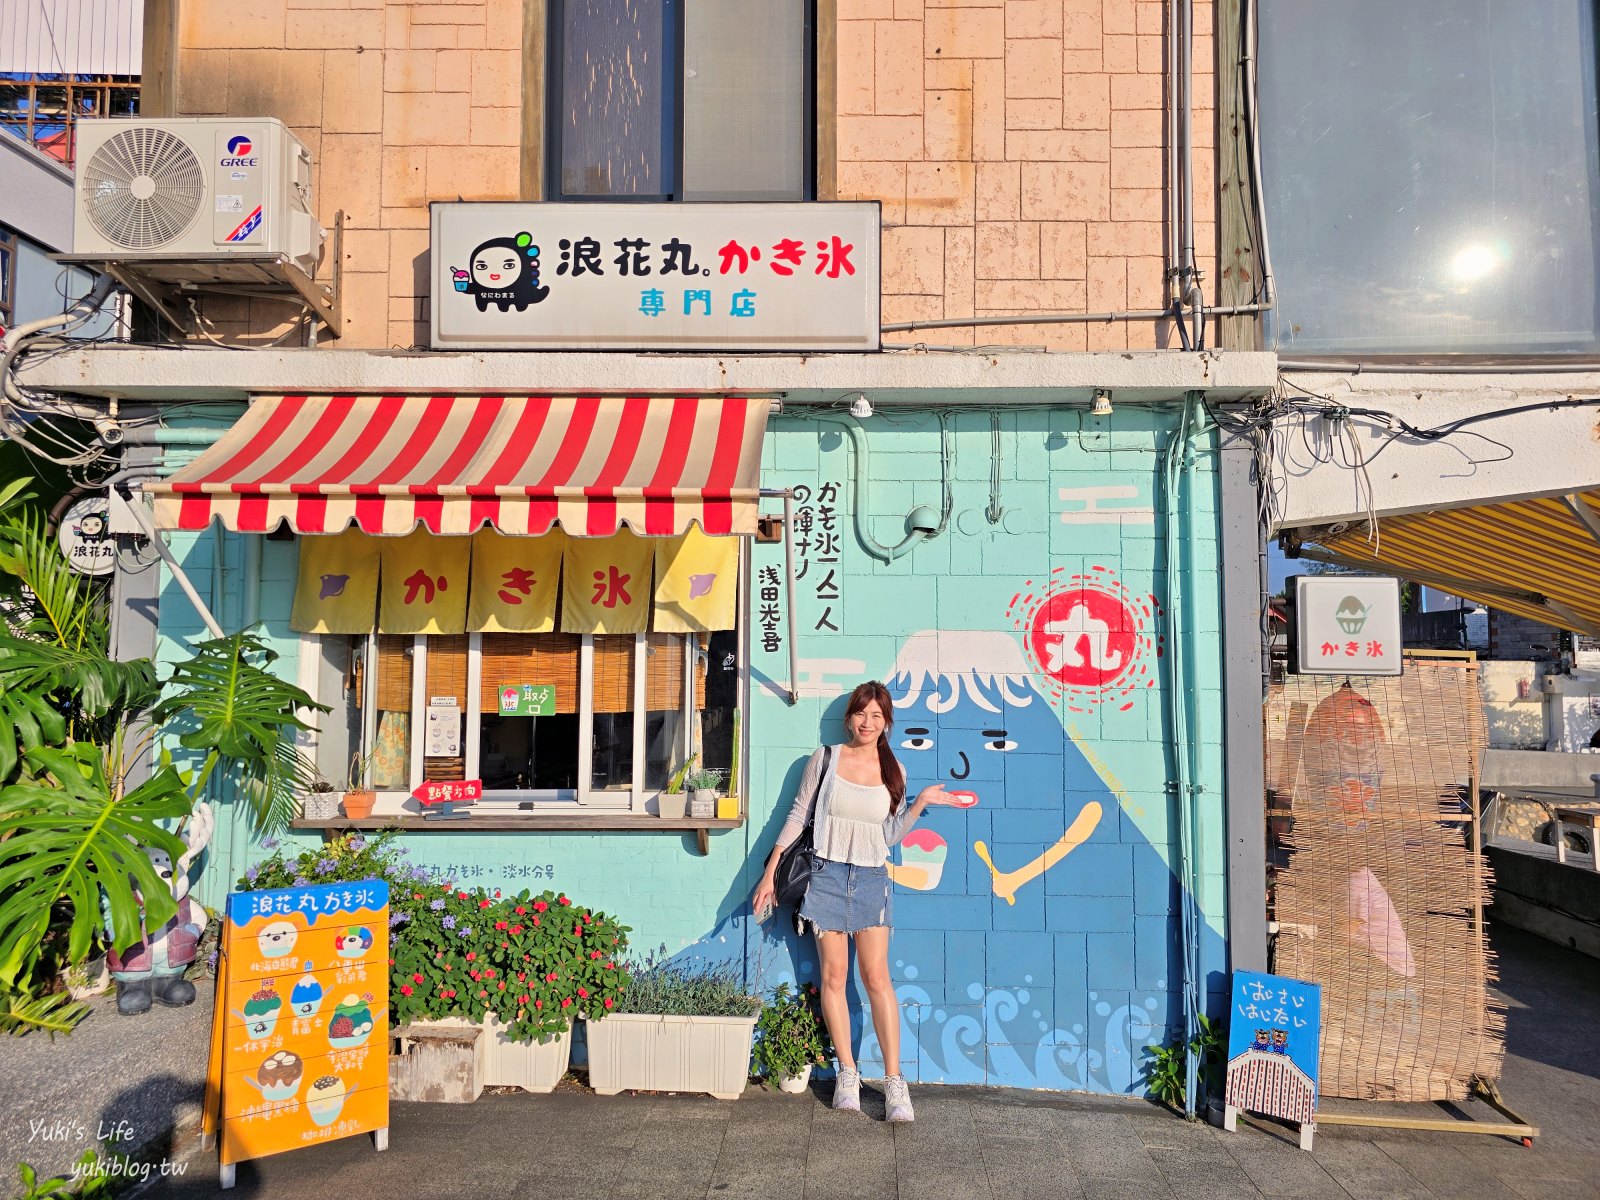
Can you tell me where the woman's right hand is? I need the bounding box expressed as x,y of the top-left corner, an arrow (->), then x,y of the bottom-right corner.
751,874 -> 777,922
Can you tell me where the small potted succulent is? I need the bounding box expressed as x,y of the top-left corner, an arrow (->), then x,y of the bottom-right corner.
341,751 -> 377,820
752,982 -> 832,1092
302,768 -> 342,821
685,766 -> 723,820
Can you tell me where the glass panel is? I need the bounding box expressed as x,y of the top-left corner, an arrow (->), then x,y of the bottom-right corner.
477,632 -> 580,791
371,635 -> 413,790
556,0 -> 675,197
682,0 -> 806,200
590,635 -> 635,793
423,634 -> 467,782
1259,0 -> 1600,353
643,634 -> 688,790
697,629 -> 737,784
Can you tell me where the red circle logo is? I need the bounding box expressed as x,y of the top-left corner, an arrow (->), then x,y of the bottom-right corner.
1027,587 -> 1137,689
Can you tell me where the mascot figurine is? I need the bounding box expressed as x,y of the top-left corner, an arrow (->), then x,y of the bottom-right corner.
106,802 -> 215,1016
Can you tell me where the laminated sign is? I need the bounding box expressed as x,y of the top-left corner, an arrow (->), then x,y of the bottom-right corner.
1222,969 -> 1323,1151
203,881 -> 391,1189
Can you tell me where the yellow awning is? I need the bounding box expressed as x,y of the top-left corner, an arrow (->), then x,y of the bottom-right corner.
1297,492 -> 1600,637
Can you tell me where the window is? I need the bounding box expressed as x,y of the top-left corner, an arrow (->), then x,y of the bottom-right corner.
346,629 -> 739,816
1258,0 -> 1600,354
0,225 -> 15,334
0,73 -> 140,166
546,0 -> 813,201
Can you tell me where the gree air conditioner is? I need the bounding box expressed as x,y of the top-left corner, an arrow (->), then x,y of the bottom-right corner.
72,118 -> 320,275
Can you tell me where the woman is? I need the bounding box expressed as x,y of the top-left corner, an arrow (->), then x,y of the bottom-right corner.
751,681 -> 958,1122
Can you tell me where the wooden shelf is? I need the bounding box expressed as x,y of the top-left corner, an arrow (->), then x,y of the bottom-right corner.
289,815 -> 743,856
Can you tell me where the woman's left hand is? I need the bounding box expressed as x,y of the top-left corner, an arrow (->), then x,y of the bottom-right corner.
916,784 -> 960,807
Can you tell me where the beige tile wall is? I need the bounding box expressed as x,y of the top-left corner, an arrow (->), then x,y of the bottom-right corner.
169,0 -> 1212,352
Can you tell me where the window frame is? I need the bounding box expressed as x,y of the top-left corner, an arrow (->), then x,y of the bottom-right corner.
542,0 -> 817,203
0,224 -> 15,333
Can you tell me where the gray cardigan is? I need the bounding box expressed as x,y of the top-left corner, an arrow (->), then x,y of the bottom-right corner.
775,744 -> 919,855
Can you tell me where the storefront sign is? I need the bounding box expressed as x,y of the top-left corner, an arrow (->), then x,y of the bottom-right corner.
413,779 -> 483,805
498,684 -> 557,717
1291,575 -> 1403,676
424,699 -> 461,757
1223,969 -> 1322,1143
57,494 -> 114,577
429,201 -> 881,351
202,881 -> 391,1188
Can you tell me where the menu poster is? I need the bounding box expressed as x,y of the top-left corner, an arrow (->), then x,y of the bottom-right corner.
203,880 -> 391,1189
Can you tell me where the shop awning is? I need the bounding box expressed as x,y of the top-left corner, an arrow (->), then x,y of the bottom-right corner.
1297,491 -> 1600,637
147,394 -> 771,537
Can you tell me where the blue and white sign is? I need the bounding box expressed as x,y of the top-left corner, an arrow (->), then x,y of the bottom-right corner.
1223,969 -> 1322,1130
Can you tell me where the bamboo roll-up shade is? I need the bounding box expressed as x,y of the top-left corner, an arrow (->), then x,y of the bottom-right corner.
426,635 -> 469,704
592,635 -> 635,714
478,633 -> 580,714
375,635 -> 414,712
645,633 -> 684,711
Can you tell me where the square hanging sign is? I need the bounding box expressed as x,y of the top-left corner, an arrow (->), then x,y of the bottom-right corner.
1290,575 -> 1403,676
497,684 -> 557,717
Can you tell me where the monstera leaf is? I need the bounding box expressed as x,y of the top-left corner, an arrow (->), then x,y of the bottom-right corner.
150,631 -> 325,834
0,636 -> 160,782
0,744 -> 189,988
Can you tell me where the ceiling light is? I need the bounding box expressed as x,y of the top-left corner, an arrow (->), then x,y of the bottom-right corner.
849,393 -> 873,419
1090,390 -> 1113,417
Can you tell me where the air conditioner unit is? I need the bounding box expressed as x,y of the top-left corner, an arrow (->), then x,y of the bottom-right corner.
72,118 -> 320,275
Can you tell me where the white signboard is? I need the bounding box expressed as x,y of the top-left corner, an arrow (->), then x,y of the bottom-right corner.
58,494 -> 115,576
1293,576 -> 1403,677
430,201 -> 880,351
424,698 -> 461,757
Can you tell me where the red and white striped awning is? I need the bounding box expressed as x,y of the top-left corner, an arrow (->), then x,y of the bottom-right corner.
147,395 -> 772,537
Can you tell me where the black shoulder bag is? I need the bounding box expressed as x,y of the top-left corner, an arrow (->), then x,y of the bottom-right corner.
773,746 -> 830,907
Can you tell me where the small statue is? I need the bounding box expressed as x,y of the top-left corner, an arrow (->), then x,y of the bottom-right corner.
105,802 -> 215,1016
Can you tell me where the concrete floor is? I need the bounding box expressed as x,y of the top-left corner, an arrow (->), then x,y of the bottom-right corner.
8,919 -> 1599,1199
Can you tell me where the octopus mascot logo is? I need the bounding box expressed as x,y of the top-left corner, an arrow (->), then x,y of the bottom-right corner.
452,231 -> 550,312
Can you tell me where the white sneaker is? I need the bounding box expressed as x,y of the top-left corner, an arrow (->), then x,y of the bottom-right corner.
885,1074 -> 915,1122
832,1066 -> 861,1112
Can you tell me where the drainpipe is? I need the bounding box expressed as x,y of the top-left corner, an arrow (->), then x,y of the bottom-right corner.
800,414 -> 950,563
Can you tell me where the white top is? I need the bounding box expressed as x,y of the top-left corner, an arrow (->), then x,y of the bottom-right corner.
776,745 -> 920,869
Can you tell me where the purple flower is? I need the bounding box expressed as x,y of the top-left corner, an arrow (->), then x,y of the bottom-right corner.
429,898 -> 446,911
261,836 -> 279,850
389,912 -> 410,927
441,915 -> 456,930
411,866 -> 429,881
460,926 -> 473,938
315,857 -> 336,875
205,949 -> 219,970
292,876 -> 308,886
349,836 -> 366,851
245,867 -> 259,885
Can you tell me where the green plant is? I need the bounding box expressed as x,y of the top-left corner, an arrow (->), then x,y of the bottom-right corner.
664,755 -> 696,795
242,833 -> 632,1042
13,1148 -> 124,1199
344,748 -> 378,792
684,766 -> 723,792
752,982 -> 832,1081
1143,1012 -> 1227,1112
616,945 -> 760,1017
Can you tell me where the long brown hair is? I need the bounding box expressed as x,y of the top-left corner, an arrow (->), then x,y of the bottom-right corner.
844,681 -> 905,813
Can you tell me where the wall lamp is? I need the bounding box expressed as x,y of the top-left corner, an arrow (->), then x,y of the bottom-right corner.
1090,389 -> 1113,417
848,392 -> 874,419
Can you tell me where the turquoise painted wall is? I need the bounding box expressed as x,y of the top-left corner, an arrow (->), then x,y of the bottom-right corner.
165,401 -> 1231,1096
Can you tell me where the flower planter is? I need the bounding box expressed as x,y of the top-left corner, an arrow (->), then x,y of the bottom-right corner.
585,1012 -> 758,1101
482,1014 -> 573,1093
716,795 -> 740,820
342,789 -> 376,819
689,789 -> 717,819
776,1065 -> 812,1094
303,790 -> 341,820
658,792 -> 689,820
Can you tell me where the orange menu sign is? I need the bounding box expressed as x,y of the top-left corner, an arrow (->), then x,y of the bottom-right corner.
202,880 -> 390,1189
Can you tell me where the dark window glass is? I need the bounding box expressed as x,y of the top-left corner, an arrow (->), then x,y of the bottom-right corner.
1259,1 -> 1600,353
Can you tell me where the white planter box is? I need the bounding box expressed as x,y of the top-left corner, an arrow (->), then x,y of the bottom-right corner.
482,1014 -> 573,1093
585,1012 -> 758,1101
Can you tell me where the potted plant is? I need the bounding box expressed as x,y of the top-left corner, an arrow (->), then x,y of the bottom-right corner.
659,756 -> 692,820
341,750 -> 377,819
241,833 -> 631,1095
685,766 -> 723,820
718,712 -> 741,820
752,982 -> 831,1092
302,768 -> 342,821
585,945 -> 761,1101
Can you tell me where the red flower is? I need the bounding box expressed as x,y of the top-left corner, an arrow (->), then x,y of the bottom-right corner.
458,891 -> 468,900
412,892 -> 423,900
583,913 -> 591,924
498,981 -> 506,991
605,961 -> 614,969
546,973 -> 558,982
523,954 -> 531,961
534,999 -> 542,1009
479,989 -> 488,998
387,957 -> 395,966
531,916 -> 540,926
520,995 -> 530,1004
604,998 -> 614,1010
465,952 -> 476,962
558,896 -> 570,906
573,926 -> 582,937
412,973 -> 424,984
484,969 -> 495,978
577,987 -> 588,999
443,964 -> 452,971
561,998 -> 572,1008
479,899 -> 492,909
517,972 -> 527,982
400,984 -> 413,996
494,890 -> 502,898
470,970 -> 480,980
510,925 -> 524,935
495,921 -> 508,931
514,906 -> 527,915
533,901 -> 548,913
590,950 -> 602,959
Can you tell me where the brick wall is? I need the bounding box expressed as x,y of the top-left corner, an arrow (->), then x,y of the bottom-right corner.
839,0 -> 1214,349
172,0 -> 522,349
167,0 -> 1214,352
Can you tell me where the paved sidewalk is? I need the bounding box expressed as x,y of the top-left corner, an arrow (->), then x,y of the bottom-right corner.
145,920 -> 1599,1200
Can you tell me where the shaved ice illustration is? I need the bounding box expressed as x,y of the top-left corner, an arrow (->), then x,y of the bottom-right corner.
1335,595 -> 1371,634
248,1050 -> 304,1102
239,983 -> 283,1041
888,828 -> 947,892
306,1074 -> 351,1127
688,572 -> 716,599
318,574 -> 350,600
290,962 -> 324,1017
257,919 -> 297,959
326,992 -> 377,1049
334,926 -> 373,958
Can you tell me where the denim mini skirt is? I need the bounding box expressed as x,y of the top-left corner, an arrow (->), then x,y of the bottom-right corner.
799,858 -> 893,934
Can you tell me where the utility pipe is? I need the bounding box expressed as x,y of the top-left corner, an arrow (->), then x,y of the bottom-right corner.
781,490 -> 801,706
801,414 -> 948,563
116,484 -> 226,638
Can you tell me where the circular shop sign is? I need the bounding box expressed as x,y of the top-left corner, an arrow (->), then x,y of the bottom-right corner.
58,494 -> 115,576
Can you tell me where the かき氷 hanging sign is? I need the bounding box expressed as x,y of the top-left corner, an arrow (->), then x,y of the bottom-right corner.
202,881 -> 391,1189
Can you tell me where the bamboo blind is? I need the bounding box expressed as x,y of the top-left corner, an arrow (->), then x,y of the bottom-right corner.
422,635 -> 469,780
478,633 -> 580,714
1266,659 -> 1501,1102
375,635 -> 413,712
592,635 -> 635,714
